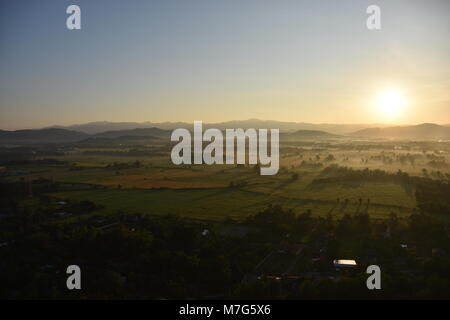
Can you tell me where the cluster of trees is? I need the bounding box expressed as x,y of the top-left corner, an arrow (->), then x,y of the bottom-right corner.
239,205 -> 450,299
1,202 -> 449,299
421,168 -> 450,180
314,165 -> 412,185
353,151 -> 449,169
427,160 -> 448,169
228,180 -> 249,188
415,180 -> 450,216
0,147 -> 65,165
298,161 -> 323,169
0,214 -> 263,299
314,165 -> 450,217
82,148 -> 168,157
106,161 -> 142,170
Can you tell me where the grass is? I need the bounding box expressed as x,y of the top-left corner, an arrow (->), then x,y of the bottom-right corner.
51,187 -> 271,220
4,145 -> 448,221
51,183 -> 414,221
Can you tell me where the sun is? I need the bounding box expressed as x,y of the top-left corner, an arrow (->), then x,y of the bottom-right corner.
372,88 -> 407,119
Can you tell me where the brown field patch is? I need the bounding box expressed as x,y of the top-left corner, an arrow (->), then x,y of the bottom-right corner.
246,186 -> 275,194
145,169 -> 210,179
87,174 -> 223,189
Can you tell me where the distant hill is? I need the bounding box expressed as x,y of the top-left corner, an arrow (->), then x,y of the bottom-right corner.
352,123 -> 450,140
4,122 -> 448,144
0,127 -> 171,146
0,128 -> 89,145
48,120 -> 386,135
282,130 -> 339,140
94,128 -> 171,139
49,121 -> 188,135
211,120 -> 381,135
77,135 -> 162,147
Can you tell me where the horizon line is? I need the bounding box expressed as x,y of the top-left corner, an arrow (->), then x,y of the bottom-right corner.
2,119 -> 449,132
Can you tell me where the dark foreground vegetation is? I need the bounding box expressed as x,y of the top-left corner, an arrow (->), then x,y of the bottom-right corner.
1,179 -> 449,299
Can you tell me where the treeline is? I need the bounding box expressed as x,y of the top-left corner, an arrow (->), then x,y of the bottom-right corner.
0,147 -> 65,164
1,205 -> 449,299
106,161 -> 142,170
82,149 -> 167,157
415,180 -> 450,216
313,165 -> 450,216
313,165 -> 412,185
0,158 -> 68,166
239,206 -> 450,299
0,215 -> 262,299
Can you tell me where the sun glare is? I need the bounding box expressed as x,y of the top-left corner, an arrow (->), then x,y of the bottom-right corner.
372,88 -> 407,119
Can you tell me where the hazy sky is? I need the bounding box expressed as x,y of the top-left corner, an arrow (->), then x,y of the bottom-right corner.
0,0 -> 449,130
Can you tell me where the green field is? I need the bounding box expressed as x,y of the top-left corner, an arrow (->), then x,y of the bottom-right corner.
4,141 -> 448,221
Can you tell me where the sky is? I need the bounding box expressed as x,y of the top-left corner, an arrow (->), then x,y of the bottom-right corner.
0,0 -> 449,130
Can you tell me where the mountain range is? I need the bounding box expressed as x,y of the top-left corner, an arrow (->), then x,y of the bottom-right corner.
48,120 -> 384,135
352,123 -> 450,140
1,121 -> 449,145
0,128 -> 89,144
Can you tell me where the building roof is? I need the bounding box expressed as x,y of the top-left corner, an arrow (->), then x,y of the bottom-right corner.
333,259 -> 357,268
